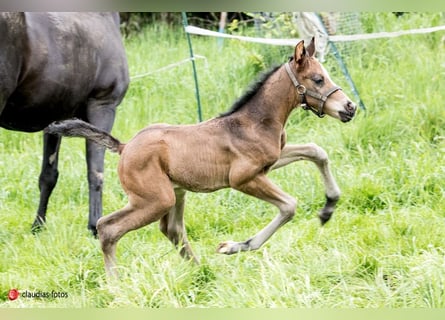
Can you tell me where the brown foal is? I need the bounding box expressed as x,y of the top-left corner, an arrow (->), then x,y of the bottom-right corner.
46,38 -> 356,278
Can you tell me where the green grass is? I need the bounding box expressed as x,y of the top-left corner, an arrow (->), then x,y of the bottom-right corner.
1,13 -> 445,307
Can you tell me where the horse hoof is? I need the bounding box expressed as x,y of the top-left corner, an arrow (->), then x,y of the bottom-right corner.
88,225 -> 98,238
31,217 -> 46,234
216,241 -> 238,254
318,209 -> 333,225
31,224 -> 44,234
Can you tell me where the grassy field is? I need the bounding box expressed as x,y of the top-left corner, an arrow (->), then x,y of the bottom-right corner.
1,13 -> 445,307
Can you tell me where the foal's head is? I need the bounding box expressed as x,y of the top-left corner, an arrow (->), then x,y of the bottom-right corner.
290,38 -> 356,122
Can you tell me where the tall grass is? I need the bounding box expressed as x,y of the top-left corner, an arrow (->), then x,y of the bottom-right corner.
1,13 -> 444,307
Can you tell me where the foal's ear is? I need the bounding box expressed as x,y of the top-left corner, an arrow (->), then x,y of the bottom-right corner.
294,40 -> 307,64
307,36 -> 316,57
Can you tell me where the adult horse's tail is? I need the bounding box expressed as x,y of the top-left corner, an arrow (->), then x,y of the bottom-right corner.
45,119 -> 125,154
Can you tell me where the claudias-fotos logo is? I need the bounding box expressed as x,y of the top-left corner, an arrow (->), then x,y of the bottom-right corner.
7,288 -> 69,300
8,288 -> 20,301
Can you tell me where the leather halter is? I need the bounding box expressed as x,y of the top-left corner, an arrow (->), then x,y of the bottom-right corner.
285,61 -> 342,118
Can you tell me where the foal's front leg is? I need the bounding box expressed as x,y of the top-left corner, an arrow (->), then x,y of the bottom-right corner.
217,174 -> 297,255
270,143 -> 341,224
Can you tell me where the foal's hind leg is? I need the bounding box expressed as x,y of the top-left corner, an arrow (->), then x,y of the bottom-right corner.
159,188 -> 199,264
97,188 -> 176,278
217,174 -> 296,255
270,143 -> 341,224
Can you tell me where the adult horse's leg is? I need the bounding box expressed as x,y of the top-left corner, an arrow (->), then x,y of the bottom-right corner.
85,105 -> 116,236
270,143 -> 341,224
32,132 -> 62,232
159,188 -> 199,263
217,174 -> 297,255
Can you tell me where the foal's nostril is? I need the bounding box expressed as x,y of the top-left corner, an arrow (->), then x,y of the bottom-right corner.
346,101 -> 356,113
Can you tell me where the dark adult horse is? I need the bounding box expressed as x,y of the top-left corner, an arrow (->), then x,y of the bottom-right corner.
0,12 -> 129,235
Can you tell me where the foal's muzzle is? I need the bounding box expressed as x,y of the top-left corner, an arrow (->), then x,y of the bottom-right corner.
339,101 -> 356,122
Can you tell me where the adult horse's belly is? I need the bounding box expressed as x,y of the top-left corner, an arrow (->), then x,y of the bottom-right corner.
0,100 -> 80,132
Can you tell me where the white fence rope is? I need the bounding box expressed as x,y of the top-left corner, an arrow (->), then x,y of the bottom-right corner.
131,23 -> 445,81
330,25 -> 445,42
185,24 -> 445,46
185,26 -> 299,46
130,54 -> 208,81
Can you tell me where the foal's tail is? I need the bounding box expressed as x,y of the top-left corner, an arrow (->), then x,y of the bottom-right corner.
45,119 -> 125,154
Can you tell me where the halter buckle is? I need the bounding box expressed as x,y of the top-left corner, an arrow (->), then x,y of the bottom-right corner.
296,84 -> 306,95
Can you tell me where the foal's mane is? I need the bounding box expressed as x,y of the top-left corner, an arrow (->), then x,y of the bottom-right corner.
218,65 -> 281,117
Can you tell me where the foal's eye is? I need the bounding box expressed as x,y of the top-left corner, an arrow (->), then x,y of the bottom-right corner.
312,75 -> 324,86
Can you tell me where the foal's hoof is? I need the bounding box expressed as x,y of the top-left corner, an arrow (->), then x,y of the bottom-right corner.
318,196 -> 338,225
319,213 -> 331,226
318,207 -> 334,225
216,241 -> 239,255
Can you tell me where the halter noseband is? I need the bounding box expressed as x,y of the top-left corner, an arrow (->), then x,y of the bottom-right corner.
285,61 -> 342,118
